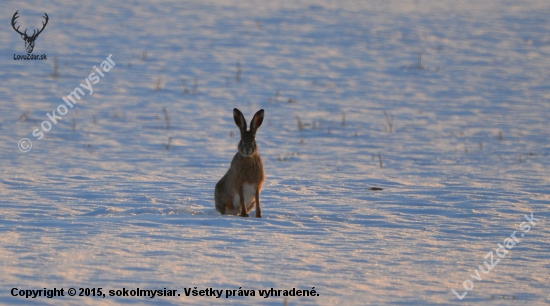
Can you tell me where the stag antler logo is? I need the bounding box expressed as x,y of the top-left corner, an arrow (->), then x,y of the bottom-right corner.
11,10 -> 49,54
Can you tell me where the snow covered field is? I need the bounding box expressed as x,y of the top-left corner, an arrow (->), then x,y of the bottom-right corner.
1,0 -> 549,304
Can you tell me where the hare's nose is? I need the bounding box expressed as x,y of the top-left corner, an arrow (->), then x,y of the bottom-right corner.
240,146 -> 254,156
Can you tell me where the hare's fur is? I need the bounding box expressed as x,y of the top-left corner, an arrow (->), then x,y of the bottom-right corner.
215,109 -> 265,217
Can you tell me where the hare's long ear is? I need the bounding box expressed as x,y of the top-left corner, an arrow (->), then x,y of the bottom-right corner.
250,109 -> 264,134
233,108 -> 247,134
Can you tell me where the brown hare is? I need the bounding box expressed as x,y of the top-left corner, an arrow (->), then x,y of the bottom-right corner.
215,108 -> 265,217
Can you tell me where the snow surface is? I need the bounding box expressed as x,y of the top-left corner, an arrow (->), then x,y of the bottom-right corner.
1,0 -> 549,305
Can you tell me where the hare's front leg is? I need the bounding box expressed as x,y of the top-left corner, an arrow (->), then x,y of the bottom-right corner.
255,188 -> 262,218
238,186 -> 249,217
